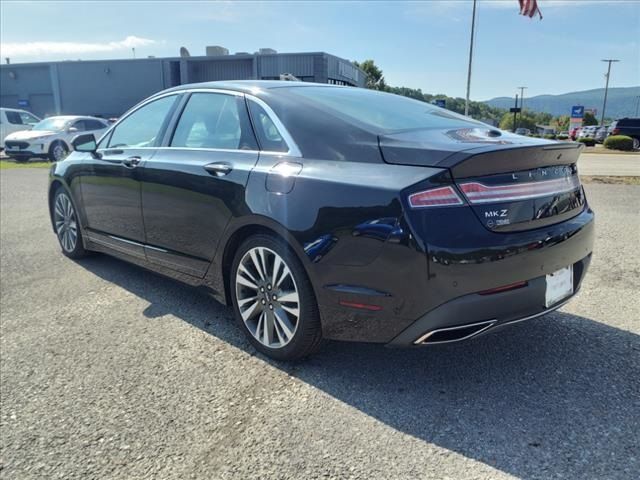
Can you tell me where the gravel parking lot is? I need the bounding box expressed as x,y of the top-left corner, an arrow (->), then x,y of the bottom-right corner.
1,168 -> 639,479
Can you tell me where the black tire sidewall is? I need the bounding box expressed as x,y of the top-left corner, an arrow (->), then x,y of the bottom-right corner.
230,234 -> 321,361
49,141 -> 68,162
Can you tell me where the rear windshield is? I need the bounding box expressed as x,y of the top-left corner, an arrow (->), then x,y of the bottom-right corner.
286,86 -> 483,132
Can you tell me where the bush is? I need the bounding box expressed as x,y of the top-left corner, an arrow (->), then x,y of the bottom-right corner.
557,134 -> 569,140
543,134 -> 557,140
603,135 -> 634,151
578,137 -> 596,147
530,134 -> 541,138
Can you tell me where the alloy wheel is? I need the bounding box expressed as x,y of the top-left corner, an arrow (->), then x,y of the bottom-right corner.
235,247 -> 300,348
53,143 -> 67,161
54,192 -> 78,253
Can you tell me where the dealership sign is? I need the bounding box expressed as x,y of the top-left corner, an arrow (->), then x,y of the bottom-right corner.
570,105 -> 584,130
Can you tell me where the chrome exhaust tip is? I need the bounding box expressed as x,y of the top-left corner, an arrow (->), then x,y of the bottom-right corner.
414,319 -> 496,345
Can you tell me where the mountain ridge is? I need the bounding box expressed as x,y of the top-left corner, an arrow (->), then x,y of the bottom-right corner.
483,86 -> 640,119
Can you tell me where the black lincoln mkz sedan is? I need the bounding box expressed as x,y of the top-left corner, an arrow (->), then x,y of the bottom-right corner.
49,81 -> 594,360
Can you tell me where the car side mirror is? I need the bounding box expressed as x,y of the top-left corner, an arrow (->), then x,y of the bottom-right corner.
67,126 -> 79,133
72,133 -> 97,154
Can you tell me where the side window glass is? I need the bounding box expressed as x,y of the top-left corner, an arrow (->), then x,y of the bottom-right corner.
71,120 -> 86,131
85,120 -> 106,130
247,101 -> 288,152
6,111 -> 23,124
20,112 -> 39,125
171,93 -> 257,150
108,95 -> 177,148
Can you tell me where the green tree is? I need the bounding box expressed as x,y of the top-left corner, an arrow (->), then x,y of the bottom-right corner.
583,112 -> 598,126
499,112 -> 537,131
553,115 -> 570,132
353,60 -> 387,90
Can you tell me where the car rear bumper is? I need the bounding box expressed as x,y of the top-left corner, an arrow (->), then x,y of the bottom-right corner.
318,203 -> 594,344
386,253 -> 591,347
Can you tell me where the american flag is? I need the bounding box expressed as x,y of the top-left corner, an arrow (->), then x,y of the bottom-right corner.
519,0 -> 543,19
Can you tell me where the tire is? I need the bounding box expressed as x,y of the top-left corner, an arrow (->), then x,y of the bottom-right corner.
633,137 -> 640,150
52,187 -> 88,259
48,141 -> 68,162
230,233 -> 322,360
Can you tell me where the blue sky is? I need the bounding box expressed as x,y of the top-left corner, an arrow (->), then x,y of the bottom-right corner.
1,0 -> 638,100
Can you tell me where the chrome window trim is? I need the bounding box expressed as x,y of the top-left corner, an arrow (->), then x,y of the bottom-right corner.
244,93 -> 302,158
95,88 -> 302,158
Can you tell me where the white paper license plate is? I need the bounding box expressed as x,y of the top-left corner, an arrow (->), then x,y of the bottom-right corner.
545,266 -> 574,307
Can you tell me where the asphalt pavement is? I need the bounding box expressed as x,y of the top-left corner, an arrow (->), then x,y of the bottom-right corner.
1,168 -> 639,479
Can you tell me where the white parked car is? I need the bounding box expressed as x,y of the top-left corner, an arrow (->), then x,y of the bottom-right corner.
4,115 -> 109,162
0,108 -> 41,147
578,126 -> 598,139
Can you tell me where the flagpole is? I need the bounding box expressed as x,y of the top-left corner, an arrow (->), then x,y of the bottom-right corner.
464,0 -> 477,117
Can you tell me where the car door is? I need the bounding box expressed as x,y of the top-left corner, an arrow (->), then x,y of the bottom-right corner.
140,91 -> 260,276
80,94 -> 180,259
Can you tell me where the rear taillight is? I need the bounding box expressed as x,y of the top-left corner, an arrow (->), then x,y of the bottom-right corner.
459,176 -> 581,204
408,186 -> 464,208
611,128 -> 620,135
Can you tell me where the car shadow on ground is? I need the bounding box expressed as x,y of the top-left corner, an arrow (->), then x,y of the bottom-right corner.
79,254 -> 639,479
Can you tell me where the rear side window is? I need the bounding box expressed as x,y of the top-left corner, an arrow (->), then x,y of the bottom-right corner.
5,111 -> 23,124
247,101 -> 288,152
620,118 -> 640,127
71,120 -> 86,131
108,95 -> 177,148
85,119 -> 107,130
171,93 -> 257,150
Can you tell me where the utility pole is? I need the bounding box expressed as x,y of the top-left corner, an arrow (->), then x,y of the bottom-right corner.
513,94 -> 519,132
464,0 -> 477,117
600,59 -> 619,126
517,86 -> 527,127
635,95 -> 640,117
132,47 -> 136,59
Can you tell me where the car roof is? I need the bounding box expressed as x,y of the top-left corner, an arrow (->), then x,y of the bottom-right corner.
0,107 -> 31,113
161,80 -> 342,95
42,115 -> 107,122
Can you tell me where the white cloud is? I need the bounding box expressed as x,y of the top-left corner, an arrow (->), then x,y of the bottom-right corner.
0,36 -> 156,58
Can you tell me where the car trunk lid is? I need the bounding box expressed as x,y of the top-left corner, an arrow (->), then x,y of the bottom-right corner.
381,127 -> 586,232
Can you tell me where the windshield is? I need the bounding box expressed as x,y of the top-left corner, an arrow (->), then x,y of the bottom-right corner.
32,118 -> 69,131
286,86 -> 484,132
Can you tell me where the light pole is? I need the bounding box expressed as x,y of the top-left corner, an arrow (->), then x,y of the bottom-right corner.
600,59 -> 619,126
464,0 -> 477,117
517,86 -> 527,128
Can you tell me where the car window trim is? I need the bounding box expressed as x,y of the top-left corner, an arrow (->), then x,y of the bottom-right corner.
244,94 -> 301,157
95,88 -> 301,157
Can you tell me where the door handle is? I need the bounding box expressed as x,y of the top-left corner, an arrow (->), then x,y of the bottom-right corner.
123,156 -> 141,168
204,162 -> 233,176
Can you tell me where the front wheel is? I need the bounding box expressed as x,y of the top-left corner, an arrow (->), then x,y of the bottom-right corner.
49,141 -> 68,162
230,234 -> 322,360
53,188 -> 88,258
